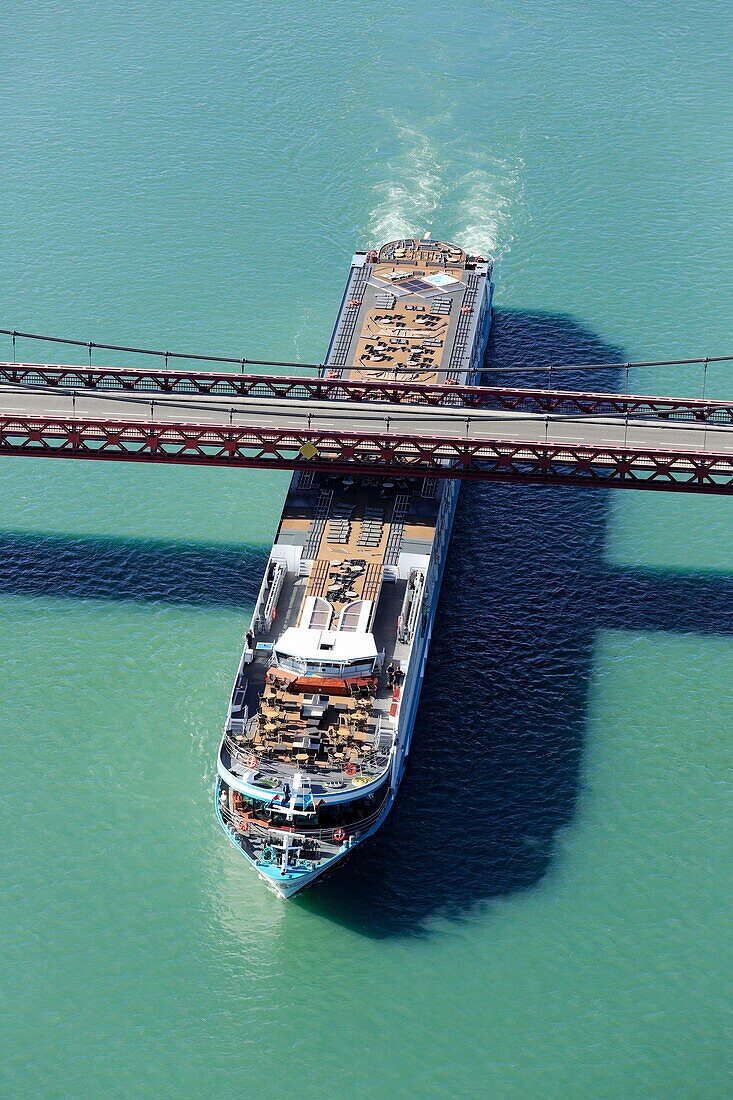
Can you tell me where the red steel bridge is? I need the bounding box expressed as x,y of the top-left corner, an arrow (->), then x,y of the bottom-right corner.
1,330 -> 733,495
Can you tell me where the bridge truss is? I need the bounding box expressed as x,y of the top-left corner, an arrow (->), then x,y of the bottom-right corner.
2,412 -> 733,494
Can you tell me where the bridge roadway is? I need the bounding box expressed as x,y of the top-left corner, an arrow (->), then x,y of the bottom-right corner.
2,383 -> 733,452
2,383 -> 733,492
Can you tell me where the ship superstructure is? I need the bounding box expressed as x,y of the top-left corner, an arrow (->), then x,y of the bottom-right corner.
215,237 -> 493,897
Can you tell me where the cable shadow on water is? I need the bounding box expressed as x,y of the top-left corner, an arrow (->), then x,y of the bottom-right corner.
297,307 -> 733,938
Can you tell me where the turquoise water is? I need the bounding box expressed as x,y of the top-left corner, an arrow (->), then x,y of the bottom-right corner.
2,3 -> 732,1096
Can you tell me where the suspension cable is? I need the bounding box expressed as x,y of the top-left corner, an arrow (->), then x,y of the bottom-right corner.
2,326 -> 732,376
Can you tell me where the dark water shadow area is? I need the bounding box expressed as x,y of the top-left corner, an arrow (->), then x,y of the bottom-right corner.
2,309 -> 732,936
297,307 -> 733,937
0,532 -> 268,608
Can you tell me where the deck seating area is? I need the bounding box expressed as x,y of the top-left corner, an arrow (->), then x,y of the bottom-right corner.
357,507 -> 384,547
352,299 -> 450,381
327,503 -> 353,544
326,557 -> 366,604
327,519 -> 350,543
376,238 -> 467,267
228,674 -> 388,781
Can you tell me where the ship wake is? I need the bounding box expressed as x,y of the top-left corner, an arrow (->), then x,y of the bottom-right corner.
366,114 -> 524,260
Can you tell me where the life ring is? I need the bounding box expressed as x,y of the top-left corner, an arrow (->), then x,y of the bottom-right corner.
238,819 -> 250,834
344,763 -> 357,776
261,847 -> 275,863
244,752 -> 258,770
332,828 -> 346,843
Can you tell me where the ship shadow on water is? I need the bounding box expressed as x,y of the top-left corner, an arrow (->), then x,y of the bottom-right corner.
298,307 -> 733,938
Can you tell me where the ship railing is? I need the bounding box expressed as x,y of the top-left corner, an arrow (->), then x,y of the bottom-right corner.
227,666 -> 249,716
224,714 -> 259,742
223,723 -> 393,781
219,787 -> 392,845
264,787 -> 393,843
219,804 -> 268,848
397,567 -> 425,644
253,558 -> 287,635
286,795 -> 391,842
222,730 -> 257,761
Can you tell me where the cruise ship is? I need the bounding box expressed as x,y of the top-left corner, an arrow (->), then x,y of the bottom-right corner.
215,236 -> 494,897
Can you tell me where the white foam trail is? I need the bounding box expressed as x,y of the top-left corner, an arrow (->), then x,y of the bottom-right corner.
367,120 -> 444,245
365,115 -> 524,260
291,304 -> 313,360
451,157 -> 525,260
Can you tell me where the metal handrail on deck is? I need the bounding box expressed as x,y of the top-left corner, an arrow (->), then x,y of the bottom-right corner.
221,721 -> 394,781
253,559 -> 286,635
219,784 -> 393,844
398,568 -> 426,644
222,731 -> 255,759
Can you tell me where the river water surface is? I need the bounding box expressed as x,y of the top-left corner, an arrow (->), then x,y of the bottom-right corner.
2,3 -> 732,1097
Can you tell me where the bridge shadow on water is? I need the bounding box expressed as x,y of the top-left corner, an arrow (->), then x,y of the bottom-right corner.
0,534 -> 269,607
2,309 -> 732,936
